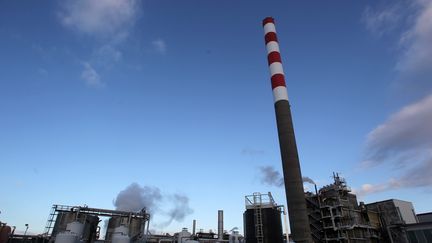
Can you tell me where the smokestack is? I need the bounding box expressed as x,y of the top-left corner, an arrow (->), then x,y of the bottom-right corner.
192,220 -> 196,235
262,17 -> 312,243
217,210 -> 223,240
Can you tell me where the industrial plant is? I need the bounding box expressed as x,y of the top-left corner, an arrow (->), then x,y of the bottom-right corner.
1,16 -> 431,243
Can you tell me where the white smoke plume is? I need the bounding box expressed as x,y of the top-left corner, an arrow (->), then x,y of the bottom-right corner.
114,183 -> 162,213
157,194 -> 194,228
113,183 -> 193,228
302,176 -> 316,185
259,166 -> 315,187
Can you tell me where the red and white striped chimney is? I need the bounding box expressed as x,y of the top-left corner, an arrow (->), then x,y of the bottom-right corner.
262,17 -> 313,243
263,17 -> 289,103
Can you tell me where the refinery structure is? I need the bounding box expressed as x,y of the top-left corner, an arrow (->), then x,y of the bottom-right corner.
1,17 -> 432,243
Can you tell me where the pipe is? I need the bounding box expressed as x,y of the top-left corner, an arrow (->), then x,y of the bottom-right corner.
262,17 -> 312,243
218,210 -> 223,240
282,206 -> 290,243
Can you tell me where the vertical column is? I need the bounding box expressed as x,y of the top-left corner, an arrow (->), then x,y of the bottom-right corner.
262,17 -> 312,243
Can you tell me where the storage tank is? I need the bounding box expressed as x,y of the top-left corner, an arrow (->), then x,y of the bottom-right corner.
128,218 -> 145,239
111,226 -> 130,243
243,207 -> 283,243
53,212 -> 99,242
229,230 -> 241,243
55,221 -> 84,243
0,225 -> 11,243
105,217 -> 125,241
177,228 -> 191,243
55,232 -> 80,243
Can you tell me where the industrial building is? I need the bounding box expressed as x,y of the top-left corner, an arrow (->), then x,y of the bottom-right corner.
243,192 -> 286,243
304,173 -> 432,243
305,174 -> 381,242
2,15 -> 432,243
1,204 -> 243,243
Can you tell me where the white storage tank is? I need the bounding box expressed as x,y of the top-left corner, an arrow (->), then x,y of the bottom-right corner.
55,232 -> 79,243
67,221 -> 84,236
111,226 -> 130,243
229,231 -> 241,243
177,228 -> 191,243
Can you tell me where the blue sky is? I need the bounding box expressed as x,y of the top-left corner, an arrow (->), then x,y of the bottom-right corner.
1,0 -> 432,235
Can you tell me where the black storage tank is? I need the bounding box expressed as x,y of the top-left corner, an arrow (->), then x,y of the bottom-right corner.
243,207 -> 284,243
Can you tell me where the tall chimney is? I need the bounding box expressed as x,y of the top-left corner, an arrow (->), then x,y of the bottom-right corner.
217,210 -> 223,240
192,219 -> 196,235
262,17 -> 312,243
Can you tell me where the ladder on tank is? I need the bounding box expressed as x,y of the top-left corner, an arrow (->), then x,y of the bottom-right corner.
253,193 -> 264,243
43,205 -> 73,236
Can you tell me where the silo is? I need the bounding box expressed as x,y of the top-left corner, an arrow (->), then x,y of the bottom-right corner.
105,217 -> 126,242
243,193 -> 283,243
52,212 -> 99,242
52,212 -> 77,237
128,218 -> 145,239
0,225 -> 12,243
244,208 -> 283,243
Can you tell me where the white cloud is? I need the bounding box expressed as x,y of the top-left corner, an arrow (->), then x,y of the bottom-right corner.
360,95 -> 432,194
59,0 -> 140,38
364,95 -> 432,165
359,1 -> 432,196
81,62 -> 104,88
363,0 -> 432,94
396,1 -> 432,75
152,39 -> 167,54
362,3 -> 403,36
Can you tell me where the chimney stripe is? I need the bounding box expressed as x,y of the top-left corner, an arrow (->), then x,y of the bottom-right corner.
267,51 -> 282,65
266,41 -> 280,54
265,32 -> 278,44
271,74 -> 286,89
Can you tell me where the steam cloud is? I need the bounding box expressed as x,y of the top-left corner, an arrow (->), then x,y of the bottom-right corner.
158,194 -> 194,228
259,166 -> 315,187
302,176 -> 316,185
360,95 -> 432,195
114,183 -> 162,213
113,183 -> 193,227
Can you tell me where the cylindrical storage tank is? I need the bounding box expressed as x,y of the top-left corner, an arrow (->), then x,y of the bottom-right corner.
0,225 -> 11,243
105,217 -> 128,241
111,226 -> 130,243
67,222 -> 84,236
243,207 -> 283,243
128,218 -> 144,239
229,231 -> 240,243
114,226 -> 128,236
53,212 -> 77,237
55,232 -> 79,243
177,228 -> 191,243
81,215 -> 99,242
112,234 -> 130,243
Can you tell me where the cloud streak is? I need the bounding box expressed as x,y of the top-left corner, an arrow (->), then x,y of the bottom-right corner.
152,39 -> 167,54
360,95 -> 432,195
359,0 -> 432,196
81,62 -> 104,88
363,0 -> 432,94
